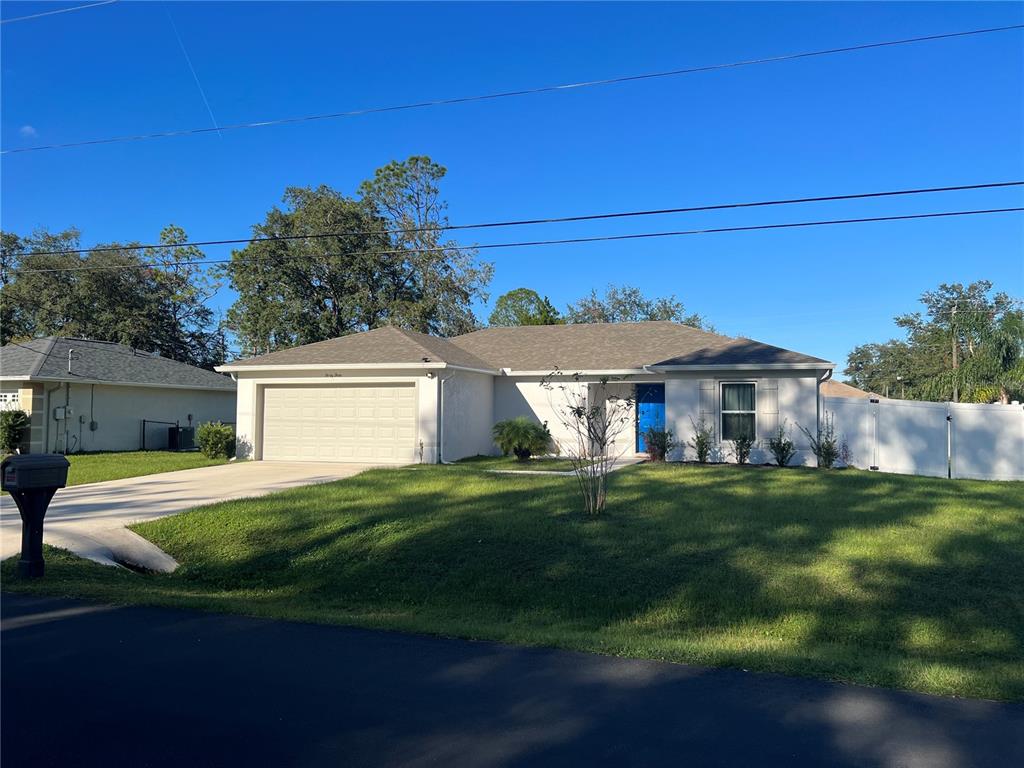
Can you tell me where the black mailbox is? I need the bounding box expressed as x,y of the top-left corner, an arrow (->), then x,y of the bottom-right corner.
1,454 -> 70,578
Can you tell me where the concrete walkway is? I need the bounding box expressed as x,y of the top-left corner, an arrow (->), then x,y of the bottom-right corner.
2,594 -> 1021,768
0,461 -> 374,571
487,456 -> 647,476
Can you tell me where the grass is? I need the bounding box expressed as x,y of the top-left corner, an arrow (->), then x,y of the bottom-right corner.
454,454 -> 582,472
62,451 -> 228,486
4,464 -> 1022,700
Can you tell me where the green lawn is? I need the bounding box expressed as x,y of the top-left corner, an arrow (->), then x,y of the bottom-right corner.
454,454 -> 581,471
4,464 -> 1022,700
62,451 -> 228,486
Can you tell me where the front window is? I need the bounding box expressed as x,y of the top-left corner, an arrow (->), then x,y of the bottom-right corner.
721,383 -> 755,440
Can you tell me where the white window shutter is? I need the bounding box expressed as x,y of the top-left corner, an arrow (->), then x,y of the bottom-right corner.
699,380 -> 716,435
758,379 -> 779,442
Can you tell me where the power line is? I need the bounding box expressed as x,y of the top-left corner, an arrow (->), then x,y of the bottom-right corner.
13,206 -> 1023,274
0,0 -> 117,24
5,23 -> 1022,154
19,180 -> 1024,257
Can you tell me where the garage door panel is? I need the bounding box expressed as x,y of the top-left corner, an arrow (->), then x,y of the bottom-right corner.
262,384 -> 417,463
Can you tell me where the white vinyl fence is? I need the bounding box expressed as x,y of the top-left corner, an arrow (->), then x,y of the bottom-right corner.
825,396 -> 1024,481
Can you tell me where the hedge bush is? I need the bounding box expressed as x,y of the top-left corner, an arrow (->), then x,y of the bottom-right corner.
0,409 -> 30,454
196,421 -> 235,459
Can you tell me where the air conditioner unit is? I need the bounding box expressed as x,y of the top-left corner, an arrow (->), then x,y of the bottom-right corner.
168,426 -> 196,451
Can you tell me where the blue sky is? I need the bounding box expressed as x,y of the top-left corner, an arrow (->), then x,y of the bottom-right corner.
2,1 -> 1022,371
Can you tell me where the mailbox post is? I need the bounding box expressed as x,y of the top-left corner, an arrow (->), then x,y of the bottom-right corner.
1,455 -> 70,578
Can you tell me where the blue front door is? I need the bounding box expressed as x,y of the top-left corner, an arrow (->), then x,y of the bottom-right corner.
636,384 -> 666,452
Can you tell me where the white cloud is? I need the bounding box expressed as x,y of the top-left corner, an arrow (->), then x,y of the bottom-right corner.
19,125 -> 37,137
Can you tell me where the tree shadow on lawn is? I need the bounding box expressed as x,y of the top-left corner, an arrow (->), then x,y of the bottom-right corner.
131,464 -> 1023,699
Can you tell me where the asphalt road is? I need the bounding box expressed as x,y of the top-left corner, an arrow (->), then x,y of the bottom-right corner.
2,594 -> 1021,767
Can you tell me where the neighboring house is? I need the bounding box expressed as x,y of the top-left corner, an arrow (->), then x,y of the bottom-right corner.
217,322 -> 833,465
0,337 -> 236,454
821,380 -> 881,399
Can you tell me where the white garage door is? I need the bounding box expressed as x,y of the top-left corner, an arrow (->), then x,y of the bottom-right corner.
262,384 -> 417,463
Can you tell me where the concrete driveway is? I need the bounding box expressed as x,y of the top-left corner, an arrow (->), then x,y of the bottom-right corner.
0,461 -> 375,570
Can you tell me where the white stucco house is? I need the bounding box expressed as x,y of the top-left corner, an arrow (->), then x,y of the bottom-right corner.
217,322 -> 834,465
0,337 -> 237,454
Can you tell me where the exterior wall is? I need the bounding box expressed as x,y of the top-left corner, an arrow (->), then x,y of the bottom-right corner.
665,378 -> 700,461
596,381 -> 640,457
492,372 -> 822,462
227,367 -> 825,466
24,384 -> 45,453
19,382 -> 235,454
492,376 -> 589,456
234,377 -> 259,459
440,371 -> 494,461
231,368 -> 440,463
667,371 -> 824,465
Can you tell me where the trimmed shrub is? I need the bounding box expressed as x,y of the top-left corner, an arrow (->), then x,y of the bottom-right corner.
197,421 -> 235,459
798,412 -> 840,469
731,434 -> 755,465
838,438 -> 852,467
767,422 -> 797,467
0,409 -> 30,454
688,417 -> 715,463
492,417 -> 552,461
643,427 -> 676,462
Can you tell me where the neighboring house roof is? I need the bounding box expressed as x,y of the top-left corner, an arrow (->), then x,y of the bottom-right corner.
221,326 -> 495,371
0,337 -> 236,391
821,379 -> 878,398
221,321 -> 832,373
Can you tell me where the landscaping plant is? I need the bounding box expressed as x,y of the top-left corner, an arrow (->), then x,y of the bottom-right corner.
798,412 -> 841,469
731,434 -> 754,465
838,437 -> 852,467
643,427 -> 676,462
541,372 -> 634,514
491,417 -> 552,461
0,409 -> 30,454
687,417 -> 715,463
196,422 -> 236,459
767,422 -> 797,467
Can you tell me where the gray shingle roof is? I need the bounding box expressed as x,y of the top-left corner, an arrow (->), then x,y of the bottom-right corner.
451,322 -> 831,370
651,337 -> 831,367
223,322 -> 831,372
0,337 -> 236,390
222,326 -> 495,371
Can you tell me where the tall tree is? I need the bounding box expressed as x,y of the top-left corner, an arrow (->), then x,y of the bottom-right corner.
358,156 -> 492,336
488,288 -> 562,326
844,340 -> 929,397
565,284 -> 712,329
223,186 -> 394,355
844,281 -> 1023,403
225,157 -> 493,354
1,226 -> 226,368
1,228 -> 81,345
